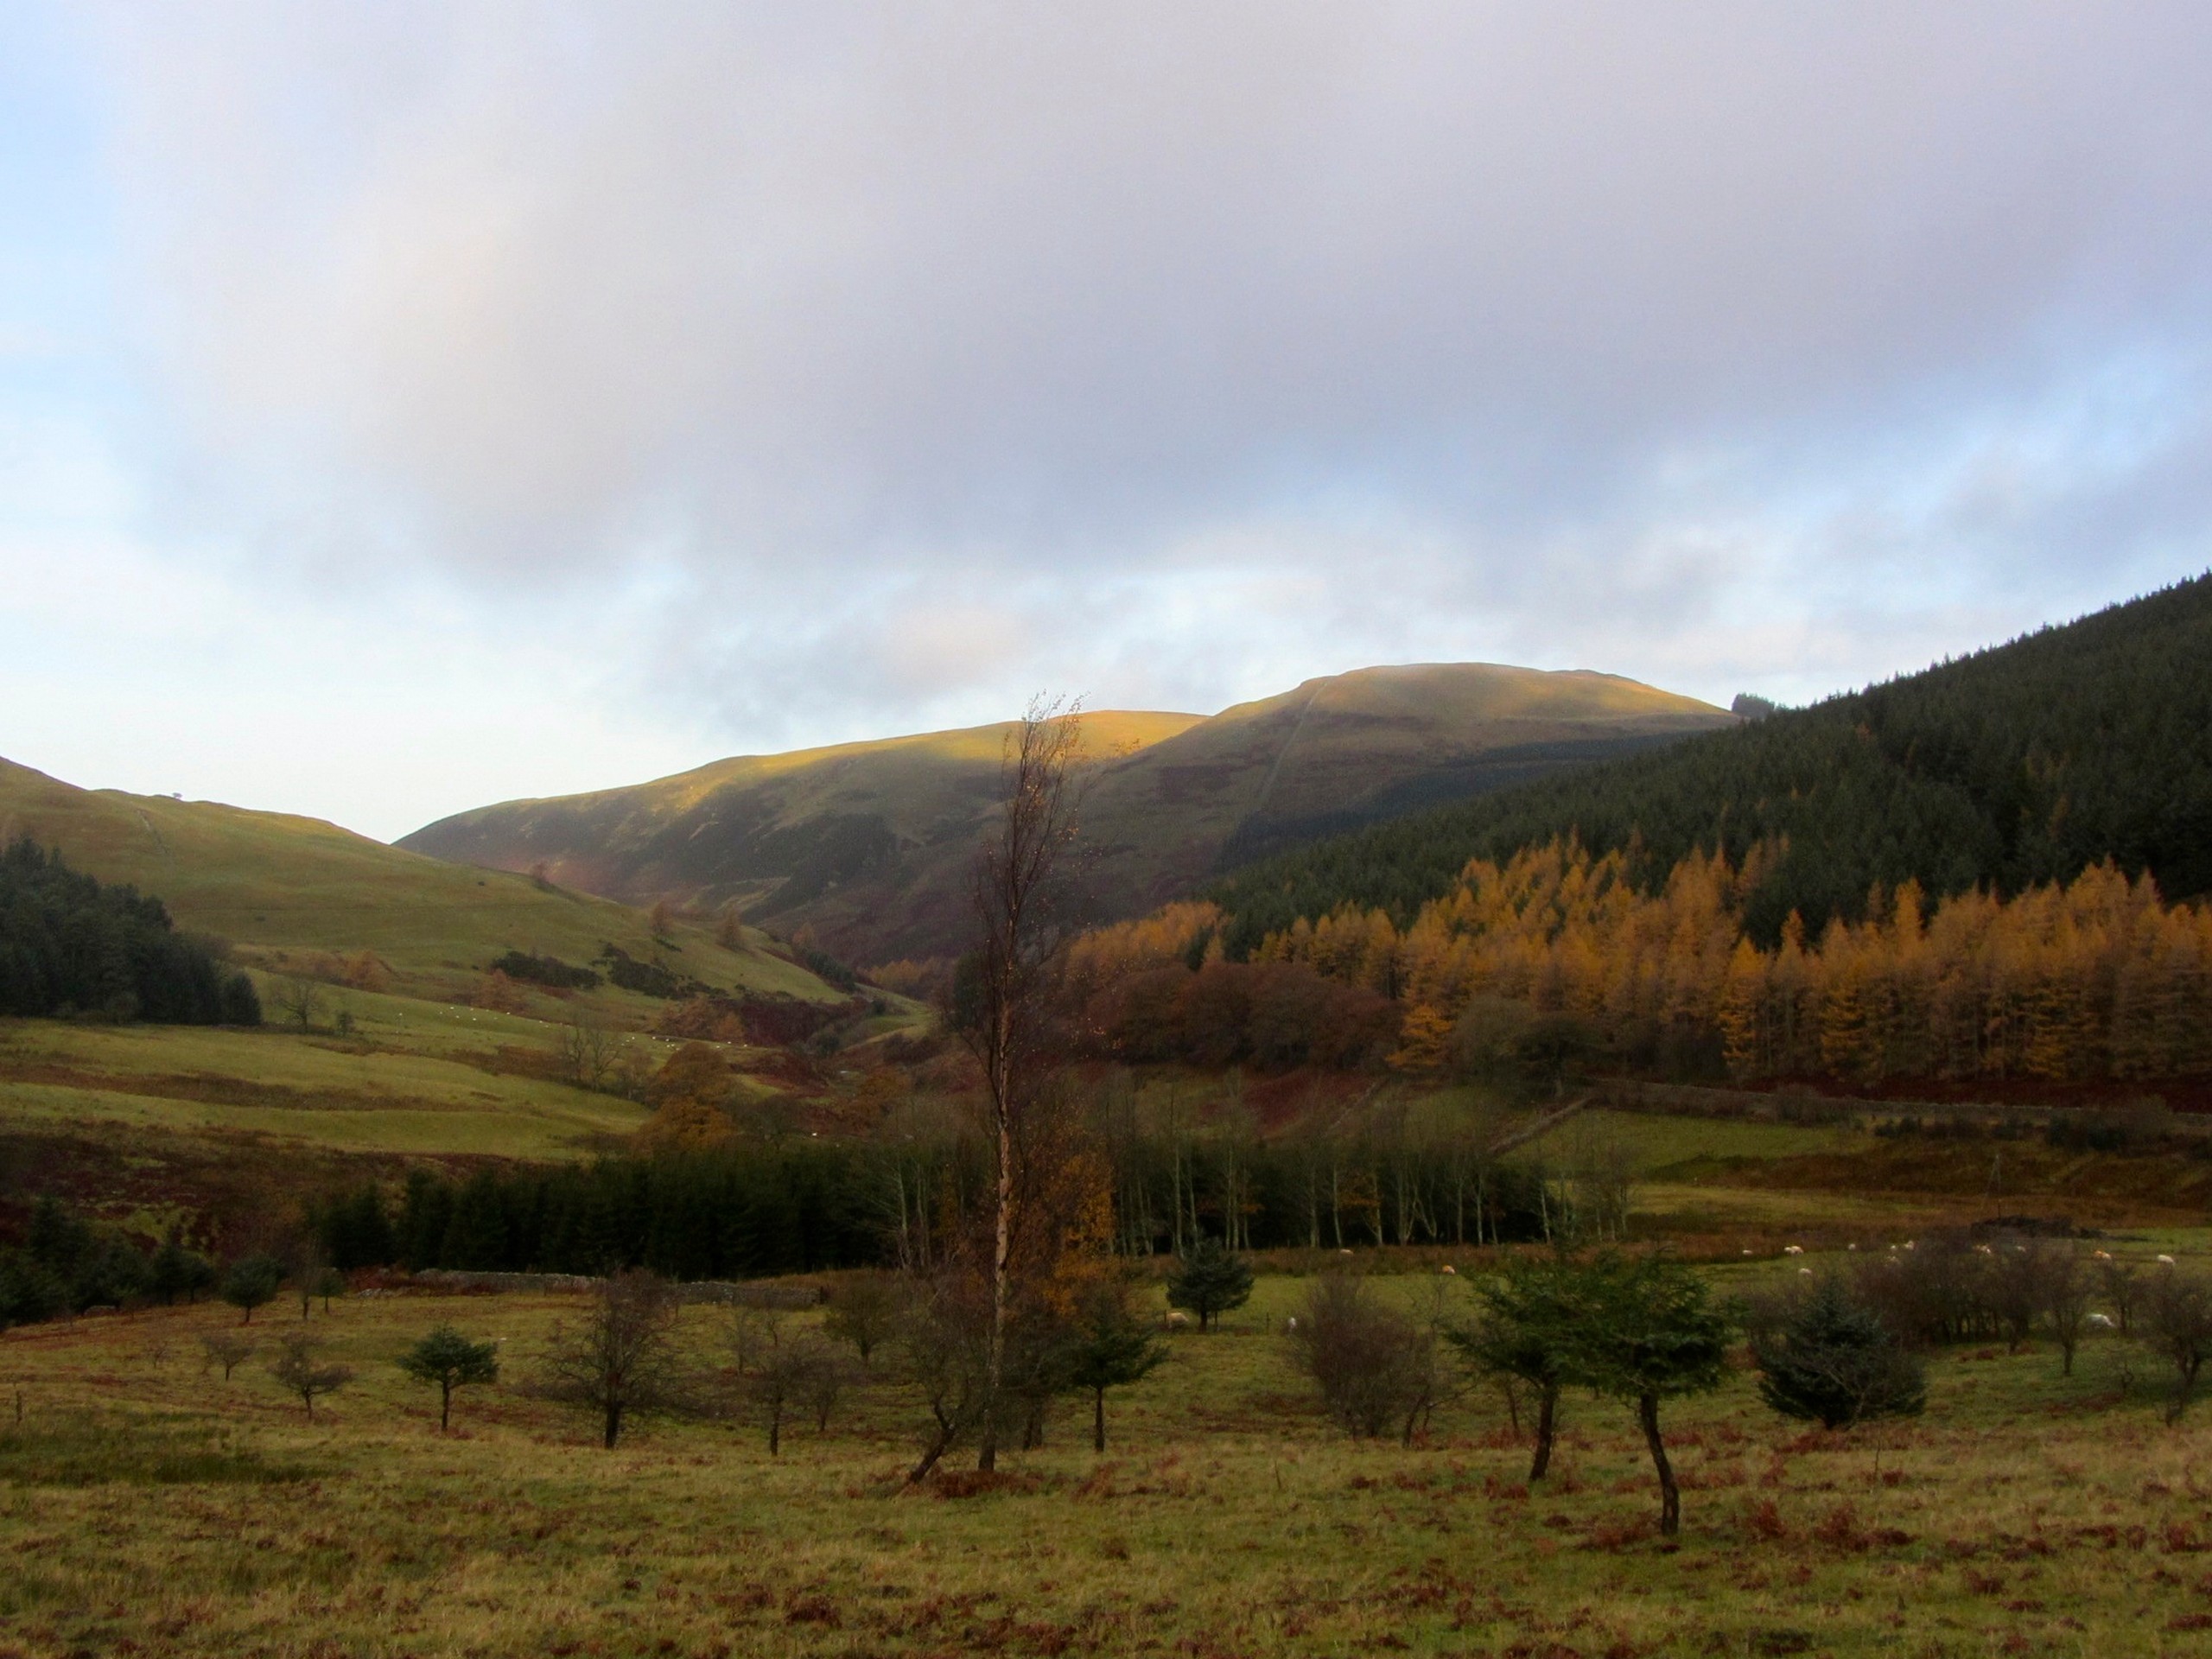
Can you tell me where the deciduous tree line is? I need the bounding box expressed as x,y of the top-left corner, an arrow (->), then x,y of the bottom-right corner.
1228,842 -> 2212,1084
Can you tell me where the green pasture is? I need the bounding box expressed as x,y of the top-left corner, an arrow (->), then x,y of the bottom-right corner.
1518,1107 -> 1865,1177
6,1248 -> 2212,1656
0,995 -> 664,1160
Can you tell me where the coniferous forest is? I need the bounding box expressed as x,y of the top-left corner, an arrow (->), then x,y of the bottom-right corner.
1211,575 -> 2212,955
0,840 -> 259,1025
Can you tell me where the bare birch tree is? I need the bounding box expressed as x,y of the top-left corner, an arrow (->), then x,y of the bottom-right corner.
955,697 -> 1086,1471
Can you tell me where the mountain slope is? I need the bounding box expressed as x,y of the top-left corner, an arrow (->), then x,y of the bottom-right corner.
0,758 -> 841,1005
1210,575 -> 2212,954
401,664 -> 1733,962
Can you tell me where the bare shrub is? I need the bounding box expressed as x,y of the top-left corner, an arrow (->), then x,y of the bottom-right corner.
272,974 -> 323,1031
557,1020 -> 619,1091
895,1274 -> 992,1484
2043,1245 -> 2095,1376
268,1331 -> 353,1419
1288,1274 -> 1443,1444
200,1329 -> 256,1380
2096,1254 -> 2143,1335
1981,1236 -> 2052,1352
824,1271 -> 907,1365
2141,1268 -> 2212,1425
1854,1234 -> 1995,1346
729,1304 -> 785,1376
534,1271 -> 688,1448
741,1338 -> 847,1454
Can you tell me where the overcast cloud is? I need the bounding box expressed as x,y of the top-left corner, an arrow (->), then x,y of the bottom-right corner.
3,3 -> 2209,838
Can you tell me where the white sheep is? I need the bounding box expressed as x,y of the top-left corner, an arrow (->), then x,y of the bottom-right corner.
1798,1268 -> 1814,1277
2094,1249 -> 2113,1261
1166,1311 -> 1191,1329
2158,1254 -> 2177,1266
1783,1245 -> 1805,1256
1440,1265 -> 1457,1275
2088,1313 -> 2116,1329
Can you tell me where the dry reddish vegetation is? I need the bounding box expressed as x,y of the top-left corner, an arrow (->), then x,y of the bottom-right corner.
3,1264 -> 2212,1656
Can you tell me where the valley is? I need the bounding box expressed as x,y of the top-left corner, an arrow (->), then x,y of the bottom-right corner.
6,602 -> 2212,1658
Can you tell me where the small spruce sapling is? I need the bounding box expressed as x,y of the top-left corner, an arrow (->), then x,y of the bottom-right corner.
1065,1285 -> 1167,1452
1166,1238 -> 1253,1332
1750,1277 -> 1924,1428
398,1326 -> 501,1431
1564,1252 -> 1732,1537
220,1255 -> 285,1325
1452,1255 -> 1581,1480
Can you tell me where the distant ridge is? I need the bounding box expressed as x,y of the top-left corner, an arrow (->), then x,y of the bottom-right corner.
1209,575 -> 2212,955
401,662 -> 1733,963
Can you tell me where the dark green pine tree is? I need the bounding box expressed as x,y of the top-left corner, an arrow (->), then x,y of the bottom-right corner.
1166,1237 -> 1254,1332
219,1255 -> 285,1324
1065,1286 -> 1169,1451
1565,1251 -> 1733,1537
397,1325 -> 502,1431
1751,1277 -> 1926,1430
399,1170 -> 456,1271
149,1233 -> 215,1305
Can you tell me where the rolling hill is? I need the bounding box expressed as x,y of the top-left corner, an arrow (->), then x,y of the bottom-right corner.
0,756 -> 842,1007
1209,575 -> 2212,954
399,663 -> 1736,963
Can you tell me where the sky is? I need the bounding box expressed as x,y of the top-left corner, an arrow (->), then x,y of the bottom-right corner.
3,3 -> 2210,843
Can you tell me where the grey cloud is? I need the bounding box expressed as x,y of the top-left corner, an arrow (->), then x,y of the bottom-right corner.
82,0 -> 2212,739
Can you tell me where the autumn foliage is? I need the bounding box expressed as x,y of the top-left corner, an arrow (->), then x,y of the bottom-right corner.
1070,904 -> 1400,1070
1240,839 -> 2212,1084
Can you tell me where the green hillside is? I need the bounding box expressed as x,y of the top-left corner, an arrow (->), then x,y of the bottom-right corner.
1211,575 -> 2212,953
0,757 -> 840,1007
401,664 -> 1732,963
0,760 -> 867,1217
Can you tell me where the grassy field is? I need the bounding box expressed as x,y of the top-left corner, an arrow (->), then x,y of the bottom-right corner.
1520,1109 -> 1862,1176
0,754 -> 843,1008
0,994 -> 673,1166
6,1253 -> 2212,1657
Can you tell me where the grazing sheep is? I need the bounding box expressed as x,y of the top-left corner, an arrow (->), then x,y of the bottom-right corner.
1166,1311 -> 1191,1329
1798,1268 -> 1814,1277
2088,1313 -> 2116,1329
2158,1254 -> 2177,1266
1439,1265 -> 1457,1275
2094,1249 -> 2113,1261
